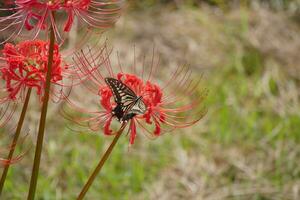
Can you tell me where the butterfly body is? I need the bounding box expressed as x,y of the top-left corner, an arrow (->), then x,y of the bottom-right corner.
105,78 -> 147,123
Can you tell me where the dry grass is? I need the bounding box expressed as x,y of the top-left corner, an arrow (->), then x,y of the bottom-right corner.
136,138 -> 300,200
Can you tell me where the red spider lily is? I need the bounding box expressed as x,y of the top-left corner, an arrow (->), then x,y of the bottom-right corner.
0,39 -> 104,127
0,0 -> 124,45
64,45 -> 207,145
0,39 -> 69,101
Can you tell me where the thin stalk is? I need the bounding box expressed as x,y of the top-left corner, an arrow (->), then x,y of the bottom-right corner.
0,88 -> 32,195
77,125 -> 126,200
27,23 -> 55,200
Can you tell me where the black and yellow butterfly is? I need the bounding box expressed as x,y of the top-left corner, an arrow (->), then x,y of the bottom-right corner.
105,77 -> 147,122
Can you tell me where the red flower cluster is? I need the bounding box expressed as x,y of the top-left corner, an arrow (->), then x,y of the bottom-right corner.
0,40 -> 66,100
98,73 -> 166,144
13,0 -> 91,32
66,46 -> 206,145
0,0 -> 123,44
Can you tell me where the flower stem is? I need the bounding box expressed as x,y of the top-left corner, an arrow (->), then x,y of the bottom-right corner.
0,88 -> 32,195
27,25 -> 55,200
77,125 -> 126,200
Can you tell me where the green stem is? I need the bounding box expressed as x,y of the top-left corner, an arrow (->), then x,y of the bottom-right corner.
77,126 -> 125,200
0,88 -> 32,195
27,24 -> 55,200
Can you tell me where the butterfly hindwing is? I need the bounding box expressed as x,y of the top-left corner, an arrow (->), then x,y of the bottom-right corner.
129,97 -> 147,115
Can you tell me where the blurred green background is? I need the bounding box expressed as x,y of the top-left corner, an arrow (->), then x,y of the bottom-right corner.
1,0 -> 300,199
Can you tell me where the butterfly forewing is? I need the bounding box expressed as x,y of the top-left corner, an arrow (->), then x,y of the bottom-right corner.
105,78 -> 135,104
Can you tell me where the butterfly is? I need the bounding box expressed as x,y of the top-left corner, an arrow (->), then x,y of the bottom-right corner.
105,77 -> 147,122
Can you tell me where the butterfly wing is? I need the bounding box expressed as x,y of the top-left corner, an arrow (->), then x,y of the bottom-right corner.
105,77 -> 137,113
129,98 -> 147,115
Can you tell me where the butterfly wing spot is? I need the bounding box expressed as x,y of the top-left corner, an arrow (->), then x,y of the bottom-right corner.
105,77 -> 147,122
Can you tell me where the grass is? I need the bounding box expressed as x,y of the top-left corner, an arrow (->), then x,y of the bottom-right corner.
1,3 -> 300,200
